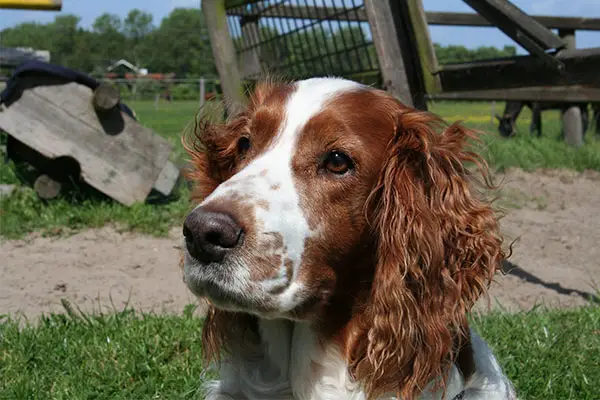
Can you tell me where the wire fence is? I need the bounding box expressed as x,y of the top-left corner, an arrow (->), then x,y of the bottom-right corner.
101,77 -> 222,105
225,0 -> 381,85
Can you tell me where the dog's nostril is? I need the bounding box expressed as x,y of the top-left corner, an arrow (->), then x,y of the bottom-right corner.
183,208 -> 243,262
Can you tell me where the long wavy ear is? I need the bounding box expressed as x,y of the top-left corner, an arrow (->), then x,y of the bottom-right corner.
348,106 -> 505,400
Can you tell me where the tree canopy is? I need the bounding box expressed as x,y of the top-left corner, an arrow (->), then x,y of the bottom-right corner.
1,8 -> 517,78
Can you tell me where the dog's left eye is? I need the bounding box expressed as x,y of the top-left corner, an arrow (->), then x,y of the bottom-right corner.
323,151 -> 354,175
237,136 -> 251,156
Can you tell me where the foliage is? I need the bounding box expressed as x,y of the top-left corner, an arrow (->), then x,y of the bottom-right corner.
0,8 -> 218,78
1,8 -> 518,78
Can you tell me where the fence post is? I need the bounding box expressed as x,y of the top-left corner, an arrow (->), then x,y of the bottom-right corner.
364,0 -> 424,109
203,0 -> 246,115
199,77 -> 206,108
559,28 -> 583,147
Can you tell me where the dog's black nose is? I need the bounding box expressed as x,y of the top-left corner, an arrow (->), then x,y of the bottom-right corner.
183,208 -> 243,263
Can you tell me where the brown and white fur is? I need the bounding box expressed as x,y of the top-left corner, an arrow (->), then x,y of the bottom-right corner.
181,77 -> 516,400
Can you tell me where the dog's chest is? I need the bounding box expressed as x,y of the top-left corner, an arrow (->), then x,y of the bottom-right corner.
205,320 -> 368,400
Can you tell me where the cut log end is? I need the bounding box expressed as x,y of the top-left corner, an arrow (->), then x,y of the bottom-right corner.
34,174 -> 62,200
93,83 -> 121,112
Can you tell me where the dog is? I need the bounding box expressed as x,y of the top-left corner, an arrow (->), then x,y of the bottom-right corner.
181,77 -> 516,400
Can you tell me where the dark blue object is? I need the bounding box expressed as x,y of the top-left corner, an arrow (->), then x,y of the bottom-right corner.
0,60 -> 136,120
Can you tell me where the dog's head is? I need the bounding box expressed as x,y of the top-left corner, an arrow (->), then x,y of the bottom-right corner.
183,78 -> 504,399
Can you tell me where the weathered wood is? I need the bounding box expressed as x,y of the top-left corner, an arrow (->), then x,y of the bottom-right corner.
34,174 -> 61,199
225,6 -> 600,32
558,28 -> 584,146
239,12 -> 263,79
0,77 -> 173,206
438,47 -> 600,92
203,0 -> 246,115
563,106 -> 584,147
0,0 -> 61,10
426,12 -> 600,31
364,0 -> 420,108
463,0 -> 565,52
406,0 -> 441,95
152,160 -> 180,197
92,83 -> 120,112
427,86 -> 600,102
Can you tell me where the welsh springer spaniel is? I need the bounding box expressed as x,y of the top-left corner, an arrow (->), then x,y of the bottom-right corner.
182,77 -> 516,400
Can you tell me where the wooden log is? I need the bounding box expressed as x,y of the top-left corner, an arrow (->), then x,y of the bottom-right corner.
92,83 -> 120,112
203,0 -> 246,115
34,174 -> 61,200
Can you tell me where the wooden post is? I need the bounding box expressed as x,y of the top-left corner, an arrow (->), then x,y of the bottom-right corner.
203,0 -> 246,115
406,0 -> 442,95
559,28 -> 583,146
239,11 -> 263,78
199,77 -> 206,108
364,0 -> 416,108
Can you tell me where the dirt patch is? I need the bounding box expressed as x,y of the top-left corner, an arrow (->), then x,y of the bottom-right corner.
1,168 -> 599,319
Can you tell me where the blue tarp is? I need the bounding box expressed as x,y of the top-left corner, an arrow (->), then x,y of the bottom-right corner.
0,60 -> 136,120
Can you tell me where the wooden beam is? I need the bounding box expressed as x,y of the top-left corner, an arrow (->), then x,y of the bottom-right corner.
558,28 -> 583,147
426,12 -> 600,31
438,47 -> 600,92
407,0 -> 441,95
427,86 -> 600,103
462,0 -> 565,68
0,0 -> 61,10
203,0 -> 246,115
364,0 -> 422,108
225,6 -> 600,32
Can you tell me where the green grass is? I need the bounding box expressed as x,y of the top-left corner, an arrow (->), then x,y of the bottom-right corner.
1,100 -> 599,239
1,304 -> 598,399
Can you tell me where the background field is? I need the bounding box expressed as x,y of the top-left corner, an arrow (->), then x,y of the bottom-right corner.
1,100 -> 599,399
2,99 -> 599,239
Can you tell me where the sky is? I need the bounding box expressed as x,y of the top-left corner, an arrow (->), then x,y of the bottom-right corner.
1,0 -> 599,51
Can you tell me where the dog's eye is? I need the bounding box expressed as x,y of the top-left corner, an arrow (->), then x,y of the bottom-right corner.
237,136 -> 251,156
323,151 -> 353,175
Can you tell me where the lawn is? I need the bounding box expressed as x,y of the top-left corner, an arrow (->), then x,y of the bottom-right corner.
1,304 -> 598,399
1,99 -> 599,240
1,100 -> 599,399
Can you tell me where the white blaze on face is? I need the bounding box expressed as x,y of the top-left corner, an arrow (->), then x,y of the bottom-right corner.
200,78 -> 363,305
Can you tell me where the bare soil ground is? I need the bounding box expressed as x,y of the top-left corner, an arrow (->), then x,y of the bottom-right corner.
2,168 -> 599,320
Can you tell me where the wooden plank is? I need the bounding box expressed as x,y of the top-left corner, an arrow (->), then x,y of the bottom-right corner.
407,0 -> 441,95
364,0 -> 422,108
463,0 -> 565,51
152,160 -> 180,197
427,86 -> 600,102
438,47 -> 600,92
426,12 -> 600,31
203,0 -> 247,115
225,6 -> 600,32
0,79 -> 172,206
0,0 -> 61,10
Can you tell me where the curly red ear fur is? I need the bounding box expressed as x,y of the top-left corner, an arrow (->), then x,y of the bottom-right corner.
347,106 -> 505,400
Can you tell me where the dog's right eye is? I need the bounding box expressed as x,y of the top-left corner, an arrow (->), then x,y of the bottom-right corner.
237,136 -> 251,156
